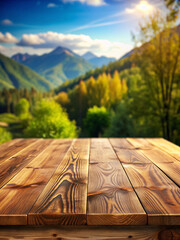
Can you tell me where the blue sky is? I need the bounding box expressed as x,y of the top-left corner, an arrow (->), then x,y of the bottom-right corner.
0,0 -> 171,58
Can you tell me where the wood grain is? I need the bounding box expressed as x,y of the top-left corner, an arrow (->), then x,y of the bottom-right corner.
0,138 -> 180,227
0,139 -> 72,225
126,138 -> 154,150
28,139 -> 90,225
110,140 -> 180,225
0,139 -> 53,189
127,138 -> 180,187
141,148 -> 180,187
0,226 -> 180,240
109,138 -> 135,149
147,138 -> 180,160
87,138 -> 146,225
0,138 -> 37,164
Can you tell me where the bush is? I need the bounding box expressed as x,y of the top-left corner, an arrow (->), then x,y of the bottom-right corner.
84,106 -> 109,137
25,100 -> 78,138
15,98 -> 30,119
0,127 -> 12,144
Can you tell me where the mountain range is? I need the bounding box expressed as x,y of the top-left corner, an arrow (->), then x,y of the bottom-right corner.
11,47 -> 116,88
0,46 -> 119,91
82,51 -> 115,67
12,47 -> 93,87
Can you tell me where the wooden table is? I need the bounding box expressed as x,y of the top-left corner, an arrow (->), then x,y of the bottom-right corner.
0,138 -> 180,239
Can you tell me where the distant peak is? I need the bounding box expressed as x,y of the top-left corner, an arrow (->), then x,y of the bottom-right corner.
82,51 -> 97,60
11,52 -> 32,62
50,46 -> 74,56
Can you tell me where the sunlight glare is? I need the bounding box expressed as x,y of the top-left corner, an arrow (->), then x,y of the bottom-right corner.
126,0 -> 154,15
137,0 -> 154,14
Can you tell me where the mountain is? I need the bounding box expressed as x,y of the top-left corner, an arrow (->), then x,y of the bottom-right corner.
12,53 -> 36,63
82,51 -> 97,60
89,56 -> 116,67
55,24 -> 180,94
12,47 -> 93,87
82,51 -> 115,67
119,49 -> 134,60
0,53 -> 52,91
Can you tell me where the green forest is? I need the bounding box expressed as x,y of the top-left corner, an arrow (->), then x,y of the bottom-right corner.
0,1 -> 180,145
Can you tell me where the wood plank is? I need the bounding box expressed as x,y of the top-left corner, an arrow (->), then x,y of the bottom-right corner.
127,138 -> 180,187
141,148 -> 180,187
0,139 -> 72,225
147,138 -> 180,160
28,139 -> 90,226
87,138 -> 146,225
90,138 -> 118,163
109,138 -> 135,149
110,140 -> 180,225
0,138 -> 37,164
126,138 -> 154,150
0,226 -> 180,240
0,139 -> 53,189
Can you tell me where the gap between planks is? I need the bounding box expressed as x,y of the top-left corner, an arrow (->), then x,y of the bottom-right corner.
28,138 -> 90,226
0,139 -> 73,225
0,139 -> 53,189
110,138 -> 180,225
87,138 -> 146,225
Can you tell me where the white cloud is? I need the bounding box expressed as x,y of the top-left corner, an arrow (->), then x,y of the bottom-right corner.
0,45 -> 53,57
47,3 -> 58,8
1,19 -> 13,25
18,34 -> 45,45
17,32 -> 133,59
62,0 -> 106,6
0,32 -> 18,43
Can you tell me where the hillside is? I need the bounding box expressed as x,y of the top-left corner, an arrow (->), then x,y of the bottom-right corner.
0,54 -> 53,91
12,47 -> 93,87
55,55 -> 132,93
55,24 -> 180,94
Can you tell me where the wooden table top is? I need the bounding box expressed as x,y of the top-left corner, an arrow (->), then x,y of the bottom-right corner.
0,138 -> 180,226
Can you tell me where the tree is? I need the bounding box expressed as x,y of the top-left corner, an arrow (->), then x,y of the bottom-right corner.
84,106 -> 109,137
109,70 -> 122,108
86,76 -> 96,107
77,80 -> 87,126
25,100 -> 77,138
15,98 -> 30,118
134,10 -> 180,140
104,102 -> 134,137
68,81 -> 88,126
165,0 -> 180,21
55,91 -> 70,109
95,73 -> 109,107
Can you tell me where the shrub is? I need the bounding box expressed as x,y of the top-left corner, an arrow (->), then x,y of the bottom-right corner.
0,127 -> 12,144
84,106 -> 109,137
15,98 -> 30,119
25,100 -> 78,138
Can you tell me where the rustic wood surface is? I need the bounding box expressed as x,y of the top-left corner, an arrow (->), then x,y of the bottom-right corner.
0,138 -> 180,227
0,226 -> 180,240
29,139 -> 90,225
87,139 -> 146,225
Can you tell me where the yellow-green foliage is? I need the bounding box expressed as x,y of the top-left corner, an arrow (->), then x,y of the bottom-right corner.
0,127 -> 12,144
84,106 -> 109,137
15,98 -> 30,119
25,100 -> 78,138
